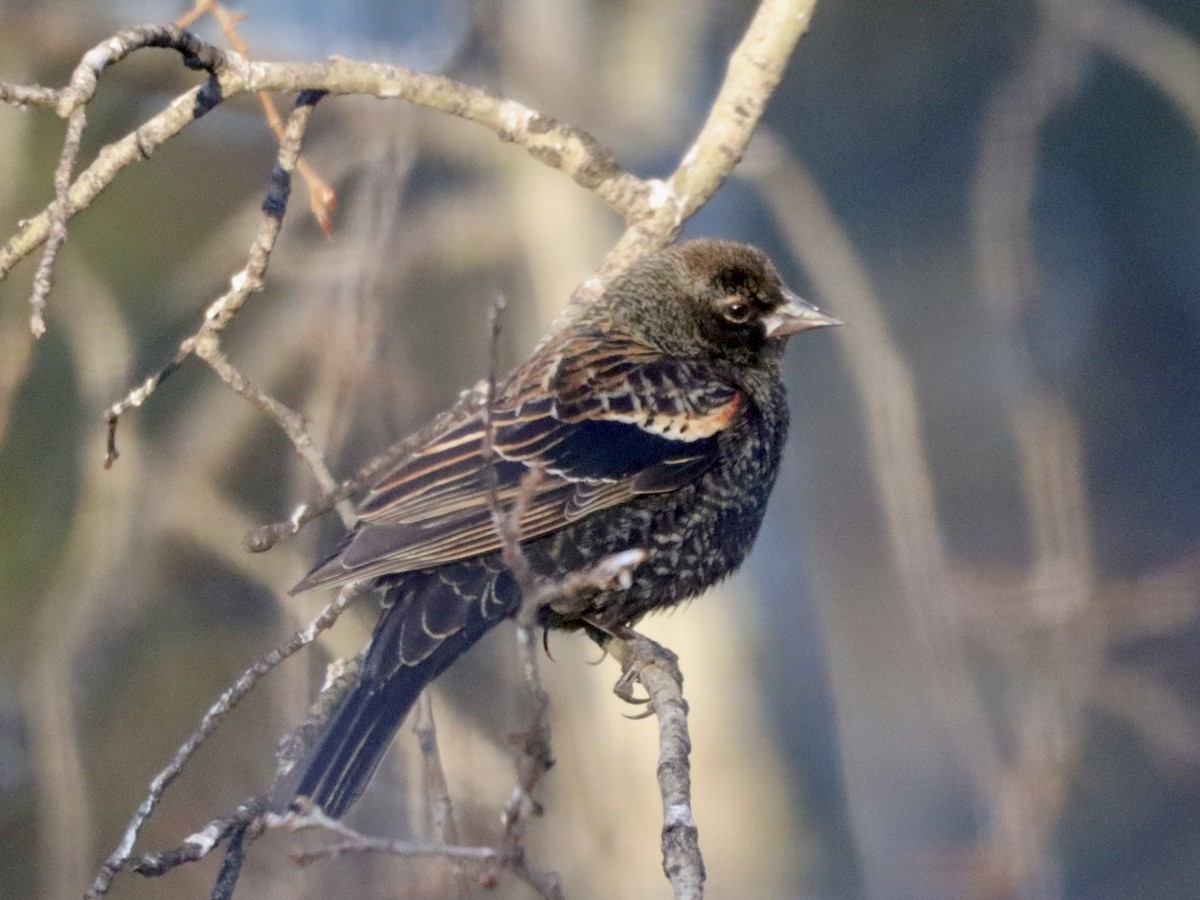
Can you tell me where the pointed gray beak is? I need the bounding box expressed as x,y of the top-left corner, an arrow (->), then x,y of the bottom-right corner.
763,289 -> 843,338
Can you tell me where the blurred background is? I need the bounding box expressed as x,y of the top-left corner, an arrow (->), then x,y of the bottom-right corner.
2,0 -> 1199,898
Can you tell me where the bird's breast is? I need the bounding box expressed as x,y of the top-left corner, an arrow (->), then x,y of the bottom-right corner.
532,384 -> 789,628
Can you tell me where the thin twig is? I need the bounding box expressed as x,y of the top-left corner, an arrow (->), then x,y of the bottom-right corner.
0,80 -> 62,109
280,805 -> 497,867
478,293 -> 561,896
18,25 -> 227,334
176,0 -> 339,233
413,691 -> 474,895
197,344 -> 354,527
104,90 -> 327,479
245,381 -> 489,552
28,104 -> 84,336
124,803 -> 264,878
83,582 -> 370,899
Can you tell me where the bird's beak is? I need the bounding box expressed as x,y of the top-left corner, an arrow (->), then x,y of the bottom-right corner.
763,289 -> 843,338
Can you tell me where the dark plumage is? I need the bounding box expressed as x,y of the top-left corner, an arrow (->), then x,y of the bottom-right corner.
275,239 -> 839,817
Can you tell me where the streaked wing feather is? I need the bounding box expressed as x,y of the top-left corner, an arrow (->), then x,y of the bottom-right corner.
292,333 -> 739,593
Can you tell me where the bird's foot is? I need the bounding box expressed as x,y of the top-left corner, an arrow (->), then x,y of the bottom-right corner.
604,626 -> 683,709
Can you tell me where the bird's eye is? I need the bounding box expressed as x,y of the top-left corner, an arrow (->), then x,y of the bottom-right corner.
721,297 -> 753,324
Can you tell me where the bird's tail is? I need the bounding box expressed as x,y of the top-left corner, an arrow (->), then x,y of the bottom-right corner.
274,563 -> 515,818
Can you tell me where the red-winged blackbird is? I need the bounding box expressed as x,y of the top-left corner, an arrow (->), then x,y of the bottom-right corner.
276,239 -> 839,817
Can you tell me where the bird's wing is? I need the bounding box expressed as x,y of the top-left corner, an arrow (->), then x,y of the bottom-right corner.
292,334 -> 739,592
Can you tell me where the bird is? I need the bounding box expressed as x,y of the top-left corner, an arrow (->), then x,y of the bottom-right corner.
273,238 -> 840,818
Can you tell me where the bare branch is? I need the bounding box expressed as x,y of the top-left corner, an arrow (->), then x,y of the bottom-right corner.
675,0 -> 818,217
84,581 -> 370,899
610,633 -> 704,900
6,1 -> 817,318
413,692 -> 473,895
0,80 -> 62,109
586,0 -> 819,291
11,25 -> 227,334
279,805 -> 497,867
124,804 -> 263,878
195,344 -> 353,526
103,89 -> 324,476
245,381 -> 490,552
0,24 -> 647,287
28,105 -> 82,336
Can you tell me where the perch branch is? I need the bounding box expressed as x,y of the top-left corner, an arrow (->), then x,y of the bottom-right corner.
610,634 -> 703,899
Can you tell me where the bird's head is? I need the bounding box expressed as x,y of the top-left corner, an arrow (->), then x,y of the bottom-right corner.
599,239 -> 840,371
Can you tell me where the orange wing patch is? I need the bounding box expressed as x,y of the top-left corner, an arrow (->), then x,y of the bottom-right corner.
602,391 -> 740,441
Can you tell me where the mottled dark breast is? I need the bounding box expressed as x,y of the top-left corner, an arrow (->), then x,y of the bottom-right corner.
533,378 -> 789,629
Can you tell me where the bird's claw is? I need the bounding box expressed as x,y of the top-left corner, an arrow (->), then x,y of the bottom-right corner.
609,628 -> 683,707
621,706 -> 656,721
613,667 -> 652,704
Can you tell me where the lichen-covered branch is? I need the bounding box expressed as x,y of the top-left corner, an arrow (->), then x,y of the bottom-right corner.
0,24 -> 648,292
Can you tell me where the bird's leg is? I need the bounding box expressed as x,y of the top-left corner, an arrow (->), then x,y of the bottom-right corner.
536,548 -> 649,620
589,623 -> 684,707
540,577 -> 600,619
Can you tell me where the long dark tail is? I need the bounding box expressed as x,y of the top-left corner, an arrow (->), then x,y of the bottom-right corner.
275,561 -> 516,818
